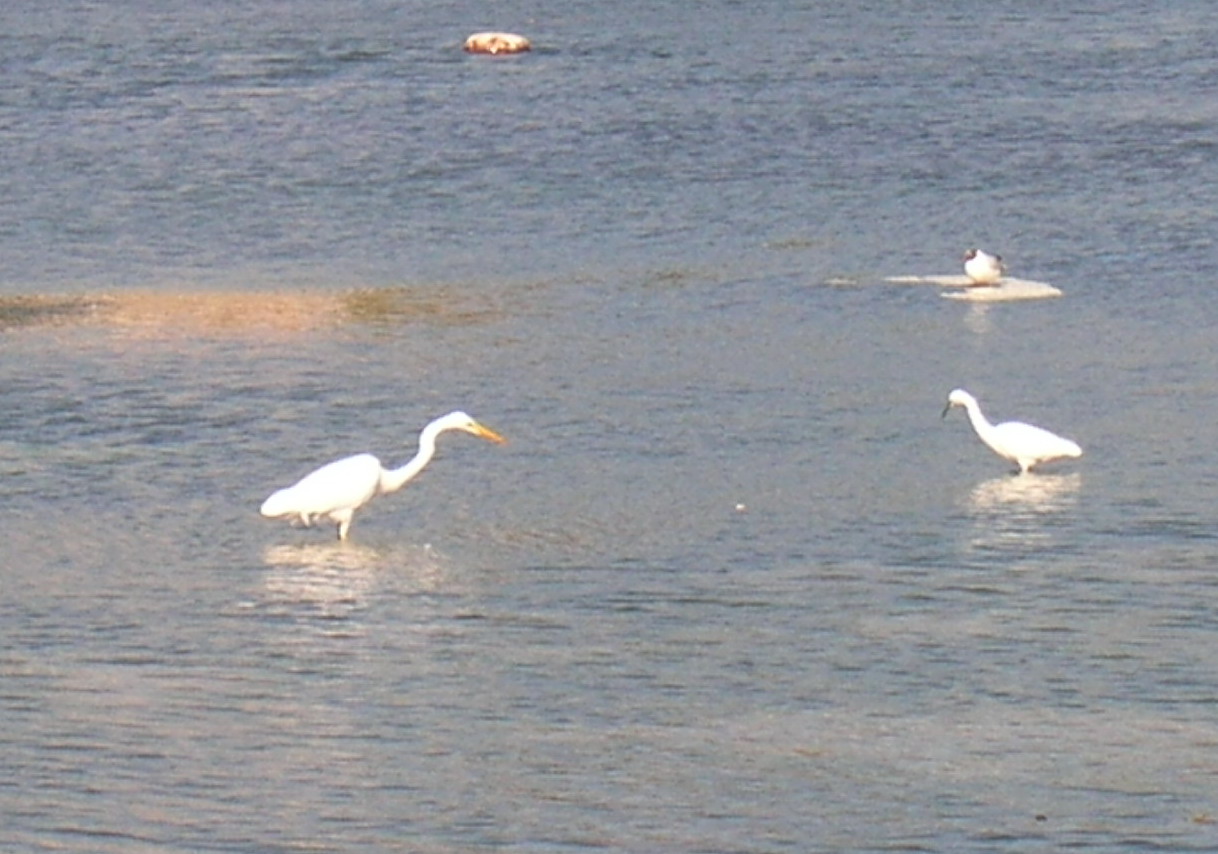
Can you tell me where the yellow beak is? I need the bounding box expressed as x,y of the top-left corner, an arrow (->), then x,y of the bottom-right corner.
471,422 -> 507,444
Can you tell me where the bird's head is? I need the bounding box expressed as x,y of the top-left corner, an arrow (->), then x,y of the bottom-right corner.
942,388 -> 973,418
435,410 -> 507,444
963,249 -> 978,262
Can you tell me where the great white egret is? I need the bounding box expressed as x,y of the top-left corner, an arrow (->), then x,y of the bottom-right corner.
942,389 -> 1082,474
963,248 -> 1005,285
260,411 -> 506,541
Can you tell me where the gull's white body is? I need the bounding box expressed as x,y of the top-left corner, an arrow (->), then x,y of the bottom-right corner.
963,248 -> 1005,285
260,411 -> 505,540
943,389 -> 1081,474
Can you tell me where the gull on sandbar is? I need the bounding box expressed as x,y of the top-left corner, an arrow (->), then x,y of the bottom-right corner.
963,248 -> 1005,285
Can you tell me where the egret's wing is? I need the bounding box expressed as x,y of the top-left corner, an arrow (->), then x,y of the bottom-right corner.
993,421 -> 1080,457
263,454 -> 383,518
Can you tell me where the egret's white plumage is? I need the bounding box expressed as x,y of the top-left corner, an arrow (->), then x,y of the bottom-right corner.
942,389 -> 1081,474
260,411 -> 506,541
963,248 -> 1005,285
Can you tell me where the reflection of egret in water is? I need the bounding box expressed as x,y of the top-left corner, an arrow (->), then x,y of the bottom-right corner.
963,473 -> 1082,554
259,543 -> 449,622
261,543 -> 383,624
969,473 -> 1081,514
264,542 -> 390,573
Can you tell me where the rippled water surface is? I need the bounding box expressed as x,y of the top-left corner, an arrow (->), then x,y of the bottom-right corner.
4,2 -> 1218,852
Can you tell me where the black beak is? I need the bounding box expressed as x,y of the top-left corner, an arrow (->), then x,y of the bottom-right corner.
941,402 -> 952,419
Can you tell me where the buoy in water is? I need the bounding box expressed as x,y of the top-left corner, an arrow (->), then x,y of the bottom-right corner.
464,32 -> 532,55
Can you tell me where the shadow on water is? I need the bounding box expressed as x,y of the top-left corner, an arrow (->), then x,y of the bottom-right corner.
0,285 -> 505,338
0,294 -> 99,330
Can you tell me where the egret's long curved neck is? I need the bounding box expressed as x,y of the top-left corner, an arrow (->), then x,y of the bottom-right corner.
379,422 -> 444,495
962,398 -> 997,443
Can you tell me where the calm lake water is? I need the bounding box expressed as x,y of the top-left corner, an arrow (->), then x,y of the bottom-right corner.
4,2 -> 1218,851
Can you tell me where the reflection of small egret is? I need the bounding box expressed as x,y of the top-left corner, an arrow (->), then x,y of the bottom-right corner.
969,472 -> 1081,512
260,411 -> 506,541
943,389 -> 1082,474
963,472 -> 1081,553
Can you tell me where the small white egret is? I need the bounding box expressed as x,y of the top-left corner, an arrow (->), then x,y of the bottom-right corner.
942,389 -> 1082,474
963,248 -> 1005,285
260,411 -> 506,541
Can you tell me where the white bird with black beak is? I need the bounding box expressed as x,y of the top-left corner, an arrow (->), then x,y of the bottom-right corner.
963,249 -> 1005,285
942,389 -> 1082,474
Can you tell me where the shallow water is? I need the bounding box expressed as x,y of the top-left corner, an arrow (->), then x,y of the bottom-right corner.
4,2 -> 1218,852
